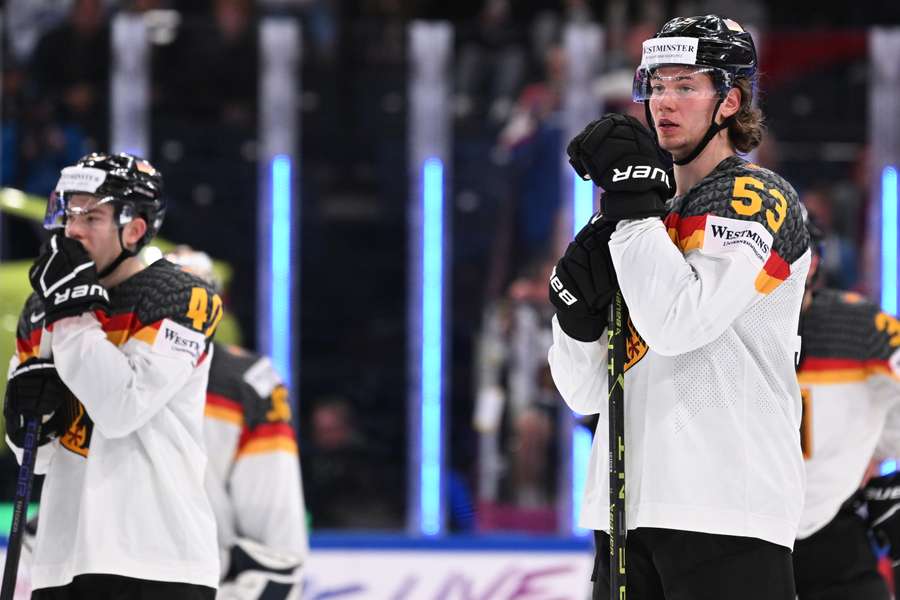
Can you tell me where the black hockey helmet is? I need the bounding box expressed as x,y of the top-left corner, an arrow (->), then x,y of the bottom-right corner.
46,152 -> 165,277
46,152 -> 165,250
634,15 -> 758,166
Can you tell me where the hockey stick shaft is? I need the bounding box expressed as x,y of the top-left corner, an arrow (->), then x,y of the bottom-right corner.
608,291 -> 627,599
1,329 -> 51,600
0,418 -> 41,600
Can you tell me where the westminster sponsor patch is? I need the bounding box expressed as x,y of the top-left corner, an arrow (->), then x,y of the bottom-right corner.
703,215 -> 773,265
152,318 -> 205,362
640,36 -> 699,67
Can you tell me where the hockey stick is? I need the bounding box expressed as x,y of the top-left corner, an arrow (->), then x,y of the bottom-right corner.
608,290 -> 627,599
1,328 -> 51,600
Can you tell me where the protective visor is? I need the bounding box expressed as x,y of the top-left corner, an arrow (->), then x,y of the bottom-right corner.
632,35 -> 732,102
45,166 -> 134,230
632,65 -> 732,102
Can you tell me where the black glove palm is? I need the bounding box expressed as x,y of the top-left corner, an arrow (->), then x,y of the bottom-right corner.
28,233 -> 109,324
4,358 -> 75,447
567,113 -> 672,220
549,215 -> 618,342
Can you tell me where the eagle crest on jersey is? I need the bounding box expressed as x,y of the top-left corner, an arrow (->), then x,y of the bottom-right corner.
14,259 -> 222,457
624,317 -> 649,371
664,156 -> 808,294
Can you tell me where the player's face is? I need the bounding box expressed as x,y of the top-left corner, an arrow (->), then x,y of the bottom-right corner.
647,66 -> 722,159
64,194 -> 122,273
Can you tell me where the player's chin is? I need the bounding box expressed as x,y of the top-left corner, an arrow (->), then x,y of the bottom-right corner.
656,137 -> 683,155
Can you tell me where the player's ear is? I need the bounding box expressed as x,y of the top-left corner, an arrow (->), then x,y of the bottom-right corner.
123,217 -> 147,251
719,86 -> 742,121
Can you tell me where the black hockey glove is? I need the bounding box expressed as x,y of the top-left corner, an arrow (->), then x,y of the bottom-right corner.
4,358 -> 74,447
28,233 -> 109,324
865,471 -> 900,583
567,113 -> 672,221
549,214 -> 617,342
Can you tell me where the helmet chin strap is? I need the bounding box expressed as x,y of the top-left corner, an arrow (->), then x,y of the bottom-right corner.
96,227 -> 136,280
644,95 -> 734,166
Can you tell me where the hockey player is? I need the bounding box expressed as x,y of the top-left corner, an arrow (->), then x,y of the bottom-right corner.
3,152 -> 221,598
791,217 -> 900,599
549,15 -> 810,599
165,247 -> 308,599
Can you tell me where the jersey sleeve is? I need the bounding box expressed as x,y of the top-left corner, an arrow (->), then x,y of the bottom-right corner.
5,294 -> 58,472
608,163 -> 809,356
547,315 -> 609,415
868,309 -> 900,459
228,356 -> 308,558
50,275 -> 222,439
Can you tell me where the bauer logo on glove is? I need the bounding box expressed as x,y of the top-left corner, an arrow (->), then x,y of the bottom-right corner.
28,233 -> 110,323
550,266 -> 578,307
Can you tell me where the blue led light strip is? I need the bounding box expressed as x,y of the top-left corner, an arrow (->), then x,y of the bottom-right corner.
883,166 -> 898,316
570,174 -> 594,535
271,155 -> 292,388
573,176 -> 594,236
421,157 -> 444,535
572,424 -> 591,536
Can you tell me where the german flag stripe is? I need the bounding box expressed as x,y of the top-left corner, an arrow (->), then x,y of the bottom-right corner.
754,250 -> 791,295
798,356 -> 893,384
665,214 -> 708,253
205,392 -> 244,425
100,314 -> 163,347
236,422 -> 297,457
16,328 -> 43,362
237,437 -> 298,457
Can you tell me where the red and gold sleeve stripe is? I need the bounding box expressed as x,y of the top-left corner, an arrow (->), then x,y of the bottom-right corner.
236,422 -> 298,458
16,327 -> 43,362
798,356 -> 894,384
97,311 -> 161,347
665,213 -> 707,253
205,392 -> 244,426
754,250 -> 790,295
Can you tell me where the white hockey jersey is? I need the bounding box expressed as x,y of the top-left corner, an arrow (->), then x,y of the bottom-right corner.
549,156 -> 811,549
202,342 -> 308,582
6,259 -> 222,590
796,289 -> 900,539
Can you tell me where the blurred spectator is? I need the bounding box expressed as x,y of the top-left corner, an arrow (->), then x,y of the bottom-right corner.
494,44 -> 566,282
28,0 -> 110,150
802,184 -> 859,290
159,0 -> 258,126
474,257 -> 560,532
303,396 -> 403,529
454,0 -> 527,125
4,0 -> 72,66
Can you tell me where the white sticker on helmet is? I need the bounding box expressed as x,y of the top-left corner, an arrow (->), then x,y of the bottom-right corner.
640,36 -> 699,68
55,166 -> 108,194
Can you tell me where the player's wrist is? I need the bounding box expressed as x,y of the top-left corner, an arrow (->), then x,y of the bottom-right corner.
600,190 -> 667,221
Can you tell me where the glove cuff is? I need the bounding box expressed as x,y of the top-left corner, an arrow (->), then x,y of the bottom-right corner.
44,298 -> 108,325
556,310 -> 606,343
600,190 -> 667,221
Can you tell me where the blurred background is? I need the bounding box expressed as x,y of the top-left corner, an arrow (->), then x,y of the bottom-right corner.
0,0 -> 899,596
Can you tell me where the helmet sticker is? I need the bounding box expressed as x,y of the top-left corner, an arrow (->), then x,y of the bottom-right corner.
55,167 -> 108,195
640,36 -> 699,68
